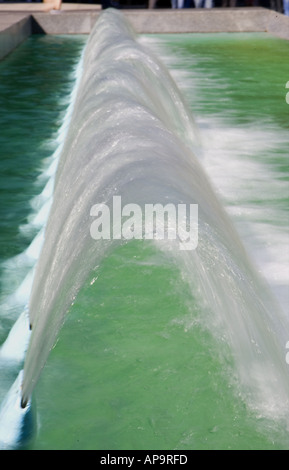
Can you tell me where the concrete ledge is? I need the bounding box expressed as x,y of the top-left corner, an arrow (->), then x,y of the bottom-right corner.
30,8 -> 289,40
33,8 -> 267,35
122,8 -> 270,33
0,14 -> 31,60
113,8 -> 289,39
264,9 -> 289,40
0,7 -> 289,61
0,3 -> 54,12
0,2 -> 101,11
32,11 -> 93,34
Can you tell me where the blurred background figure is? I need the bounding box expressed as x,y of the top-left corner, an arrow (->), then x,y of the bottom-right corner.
194,0 -> 214,6
171,0 -> 185,7
171,0 -> 196,6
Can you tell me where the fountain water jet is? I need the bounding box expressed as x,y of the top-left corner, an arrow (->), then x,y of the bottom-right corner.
0,9 -> 288,448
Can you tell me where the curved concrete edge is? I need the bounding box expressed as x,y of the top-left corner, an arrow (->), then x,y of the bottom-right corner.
0,14 -> 31,60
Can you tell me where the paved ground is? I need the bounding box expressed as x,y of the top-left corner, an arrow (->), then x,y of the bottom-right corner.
0,2 -> 101,12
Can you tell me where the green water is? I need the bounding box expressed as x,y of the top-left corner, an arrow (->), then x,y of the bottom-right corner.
31,241 -> 287,450
0,35 -> 86,336
0,33 -> 288,450
148,32 -> 289,309
153,33 -> 289,129
0,35 -> 86,265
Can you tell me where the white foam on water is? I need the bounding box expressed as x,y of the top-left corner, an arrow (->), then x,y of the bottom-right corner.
0,34 -> 87,448
198,120 -> 289,313
0,370 -> 33,450
0,310 -> 31,363
143,34 -> 289,318
142,31 -> 289,430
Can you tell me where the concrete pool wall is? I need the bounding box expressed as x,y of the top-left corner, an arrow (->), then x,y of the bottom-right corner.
0,6 -> 289,60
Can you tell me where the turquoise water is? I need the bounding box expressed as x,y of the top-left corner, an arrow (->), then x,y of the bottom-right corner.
0,35 -> 85,265
0,34 -> 86,401
0,27 -> 288,450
